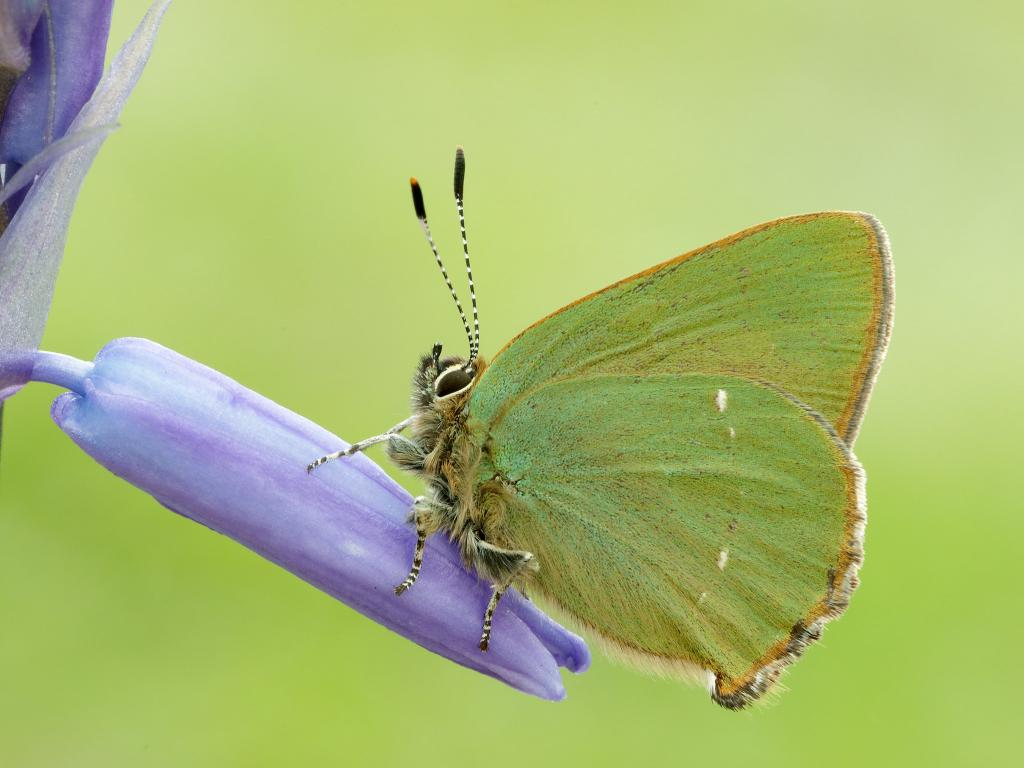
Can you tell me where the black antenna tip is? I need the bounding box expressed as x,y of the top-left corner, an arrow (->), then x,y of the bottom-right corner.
453,146 -> 466,199
410,177 -> 427,220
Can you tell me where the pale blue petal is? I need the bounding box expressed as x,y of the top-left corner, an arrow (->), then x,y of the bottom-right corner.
0,1 -> 169,399
0,1 -> 114,175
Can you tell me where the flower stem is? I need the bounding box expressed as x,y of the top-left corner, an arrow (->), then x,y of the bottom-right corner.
30,351 -> 92,394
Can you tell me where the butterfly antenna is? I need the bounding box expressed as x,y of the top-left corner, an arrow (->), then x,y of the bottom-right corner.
453,146 -> 480,366
410,177 -> 474,354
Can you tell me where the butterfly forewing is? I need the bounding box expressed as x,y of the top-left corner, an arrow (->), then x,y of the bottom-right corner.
473,212 -> 892,445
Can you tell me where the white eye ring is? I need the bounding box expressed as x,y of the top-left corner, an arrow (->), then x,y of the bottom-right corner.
434,363 -> 474,399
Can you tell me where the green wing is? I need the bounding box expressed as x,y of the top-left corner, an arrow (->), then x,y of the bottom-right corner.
473,374 -> 864,708
468,213 -> 891,706
472,212 -> 892,444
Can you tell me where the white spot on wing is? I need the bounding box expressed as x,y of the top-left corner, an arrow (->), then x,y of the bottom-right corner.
716,389 -> 728,412
728,426 -> 736,439
698,591 -> 708,604
717,548 -> 729,570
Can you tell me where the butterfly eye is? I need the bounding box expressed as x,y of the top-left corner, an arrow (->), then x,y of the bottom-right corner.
435,366 -> 473,398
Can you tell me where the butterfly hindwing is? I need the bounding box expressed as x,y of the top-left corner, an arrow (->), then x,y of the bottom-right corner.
473,373 -> 863,707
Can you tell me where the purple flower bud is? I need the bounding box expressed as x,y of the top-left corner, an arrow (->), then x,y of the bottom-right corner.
1,0 -> 114,207
30,337 -> 589,699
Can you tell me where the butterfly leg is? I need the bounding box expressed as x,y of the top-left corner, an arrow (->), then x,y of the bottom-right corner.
384,433 -> 428,473
307,416 -> 413,473
394,499 -> 430,595
473,540 -> 538,651
480,585 -> 507,651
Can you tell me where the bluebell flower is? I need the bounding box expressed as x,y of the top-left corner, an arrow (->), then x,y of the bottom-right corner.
1,0 -> 160,398
0,2 -> 590,699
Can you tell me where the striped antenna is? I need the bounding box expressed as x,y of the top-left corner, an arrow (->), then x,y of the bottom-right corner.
410,177 -> 474,355
453,146 -> 480,365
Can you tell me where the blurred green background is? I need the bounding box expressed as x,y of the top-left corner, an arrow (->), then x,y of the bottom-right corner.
2,0 -> 1021,765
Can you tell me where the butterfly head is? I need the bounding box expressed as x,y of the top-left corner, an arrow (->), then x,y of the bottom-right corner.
412,341 -> 485,409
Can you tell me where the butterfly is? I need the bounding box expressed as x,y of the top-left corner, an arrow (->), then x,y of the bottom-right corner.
309,147 -> 893,709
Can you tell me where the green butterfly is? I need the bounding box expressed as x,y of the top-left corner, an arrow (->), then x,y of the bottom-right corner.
310,148 -> 894,709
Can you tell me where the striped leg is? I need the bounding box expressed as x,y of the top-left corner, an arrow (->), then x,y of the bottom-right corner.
307,416 -> 413,473
479,585 -> 508,651
472,540 -> 537,652
394,505 -> 428,595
